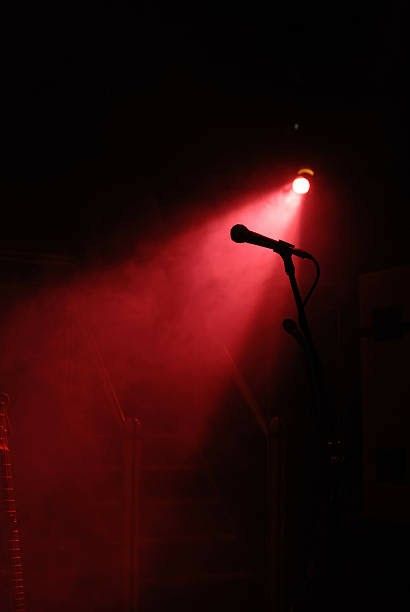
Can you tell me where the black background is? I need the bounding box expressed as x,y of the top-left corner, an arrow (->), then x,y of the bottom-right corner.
1,6 -> 408,269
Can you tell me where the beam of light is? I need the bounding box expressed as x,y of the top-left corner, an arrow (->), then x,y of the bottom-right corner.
2,181 -> 304,443
65,184 -> 304,454
0,179 -> 305,608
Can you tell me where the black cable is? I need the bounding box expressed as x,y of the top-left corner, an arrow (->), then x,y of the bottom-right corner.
303,256 -> 321,307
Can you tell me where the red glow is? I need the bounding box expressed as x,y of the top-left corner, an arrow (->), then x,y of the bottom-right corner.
292,176 -> 310,195
1,184 -> 303,442
0,181 -> 303,609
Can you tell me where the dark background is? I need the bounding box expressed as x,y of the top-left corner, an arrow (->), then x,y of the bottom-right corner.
1,6 -> 410,611
1,7 -> 408,268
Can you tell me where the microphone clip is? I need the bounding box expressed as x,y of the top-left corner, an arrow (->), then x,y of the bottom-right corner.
274,239 -> 296,257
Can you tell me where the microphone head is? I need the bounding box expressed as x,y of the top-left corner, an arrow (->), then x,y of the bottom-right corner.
230,224 -> 249,243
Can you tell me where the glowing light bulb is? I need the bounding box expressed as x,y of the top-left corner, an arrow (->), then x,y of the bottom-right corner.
292,176 -> 310,195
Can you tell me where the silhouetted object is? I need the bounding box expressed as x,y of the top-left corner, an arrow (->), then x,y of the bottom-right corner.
231,224 -> 340,612
230,224 -> 313,260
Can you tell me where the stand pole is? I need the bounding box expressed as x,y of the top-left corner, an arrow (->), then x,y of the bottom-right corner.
277,250 -> 341,611
125,417 -> 142,612
281,253 -> 323,420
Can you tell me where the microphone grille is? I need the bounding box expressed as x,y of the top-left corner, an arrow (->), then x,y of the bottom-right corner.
230,224 -> 249,243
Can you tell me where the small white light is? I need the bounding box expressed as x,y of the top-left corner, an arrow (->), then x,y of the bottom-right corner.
292,176 -> 310,195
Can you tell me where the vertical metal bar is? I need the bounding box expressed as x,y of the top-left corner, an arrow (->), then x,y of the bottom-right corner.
124,417 -> 142,612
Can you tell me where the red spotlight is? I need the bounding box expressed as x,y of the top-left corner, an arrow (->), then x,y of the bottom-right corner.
291,168 -> 314,195
292,176 -> 310,194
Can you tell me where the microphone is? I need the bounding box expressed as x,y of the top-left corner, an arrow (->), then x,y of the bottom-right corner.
230,224 -> 312,259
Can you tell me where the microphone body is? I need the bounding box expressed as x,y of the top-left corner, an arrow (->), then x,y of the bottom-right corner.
230,224 -> 312,259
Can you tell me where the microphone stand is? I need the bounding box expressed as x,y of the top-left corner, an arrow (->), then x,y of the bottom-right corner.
230,225 -> 343,610
274,246 -> 341,612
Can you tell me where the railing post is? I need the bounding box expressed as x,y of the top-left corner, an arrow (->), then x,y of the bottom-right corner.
124,417 -> 142,612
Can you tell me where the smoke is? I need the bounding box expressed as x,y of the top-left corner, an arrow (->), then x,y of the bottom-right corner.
0,183 -> 303,609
